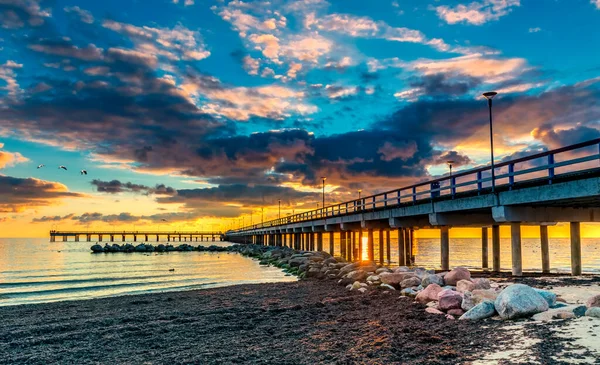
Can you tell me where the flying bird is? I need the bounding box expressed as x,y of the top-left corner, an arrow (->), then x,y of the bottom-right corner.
37,164 -> 45,169
59,165 -> 67,171
80,170 -> 87,175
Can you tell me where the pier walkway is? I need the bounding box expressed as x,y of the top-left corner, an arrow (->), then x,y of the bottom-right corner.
50,230 -> 224,243
226,138 -> 600,276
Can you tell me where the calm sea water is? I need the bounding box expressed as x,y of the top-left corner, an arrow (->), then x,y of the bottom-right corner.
2,235 -> 600,306
0,239 -> 296,307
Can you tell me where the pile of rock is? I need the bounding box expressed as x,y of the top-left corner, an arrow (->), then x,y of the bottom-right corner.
90,243 -> 231,253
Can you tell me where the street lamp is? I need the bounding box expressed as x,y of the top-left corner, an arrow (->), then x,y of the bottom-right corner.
358,189 -> 362,199
446,160 -> 454,176
483,91 -> 498,193
321,176 -> 326,208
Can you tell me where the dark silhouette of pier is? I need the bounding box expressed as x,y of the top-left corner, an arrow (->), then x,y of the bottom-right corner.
50,230 -> 224,243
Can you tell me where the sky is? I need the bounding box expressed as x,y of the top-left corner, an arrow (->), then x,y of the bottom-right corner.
0,0 -> 599,237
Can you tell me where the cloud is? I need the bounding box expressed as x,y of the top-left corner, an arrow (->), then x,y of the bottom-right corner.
173,0 -> 195,6
28,40 -> 104,61
242,55 -> 260,75
592,0 -> 600,10
64,6 -> 93,24
531,124 -> 600,150
435,0 -> 520,25
0,150 -> 28,168
91,179 -> 176,195
528,27 -> 541,33
0,175 -> 85,212
0,60 -> 23,96
0,0 -> 51,29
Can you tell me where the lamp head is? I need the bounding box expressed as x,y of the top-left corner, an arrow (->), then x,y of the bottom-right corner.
358,189 -> 362,193
446,160 -> 454,167
482,91 -> 498,100
321,176 -> 326,182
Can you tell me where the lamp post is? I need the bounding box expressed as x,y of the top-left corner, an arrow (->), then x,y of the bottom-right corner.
446,160 -> 454,176
358,189 -> 362,199
483,91 -> 498,193
321,176 -> 326,208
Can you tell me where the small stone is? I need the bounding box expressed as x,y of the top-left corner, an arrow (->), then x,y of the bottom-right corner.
345,284 -> 353,290
416,284 -> 443,304
445,314 -> 455,320
438,290 -> 463,311
366,275 -> 380,282
447,308 -> 465,316
351,281 -> 362,290
586,294 -> 600,308
376,268 -> 392,274
380,284 -> 396,291
357,287 -> 367,294
457,280 -> 476,293
400,276 -> 422,289
425,307 -> 444,315
422,274 -> 444,287
460,300 -> 496,321
585,307 -> 600,318
401,288 -> 417,297
554,311 -> 575,320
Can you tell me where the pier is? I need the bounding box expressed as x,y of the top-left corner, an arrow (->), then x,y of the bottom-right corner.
226,138 -> 600,276
50,230 -> 224,243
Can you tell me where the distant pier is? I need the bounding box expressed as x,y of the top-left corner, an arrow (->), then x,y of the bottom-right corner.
50,230 -> 224,243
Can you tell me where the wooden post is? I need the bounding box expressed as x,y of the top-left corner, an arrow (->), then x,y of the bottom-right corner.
398,228 -> 405,266
540,225 -> 550,273
570,222 -> 582,276
441,226 -> 450,271
329,231 -> 334,256
378,229 -> 384,265
404,229 -> 411,265
386,230 -> 391,264
317,232 -> 323,251
340,232 -> 346,258
482,227 -> 489,269
511,223 -> 522,276
358,229 -> 363,261
346,232 -> 353,261
367,229 -> 374,262
492,225 -> 500,272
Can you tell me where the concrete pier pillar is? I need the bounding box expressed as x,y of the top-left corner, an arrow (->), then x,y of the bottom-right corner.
570,222 -> 582,276
145,235 -> 148,242
75,235 -> 79,242
301,233 -> 305,250
350,231 -> 356,261
404,229 -> 411,265
63,236 -> 67,242
310,233 -> 315,251
87,234 -> 91,242
98,234 -> 103,242
367,229 -> 374,262
317,232 -> 323,251
492,225 -> 500,272
378,229 -> 384,265
481,227 -> 489,269
168,235 -> 170,242
329,231 -> 334,256
398,228 -> 405,266
511,223 -> 523,276
357,230 -> 363,261
340,232 -> 346,258
347,232 -> 353,261
540,225 -> 550,274
386,230 -> 391,264
133,235 -> 137,242
156,235 -> 159,241
440,226 -> 450,271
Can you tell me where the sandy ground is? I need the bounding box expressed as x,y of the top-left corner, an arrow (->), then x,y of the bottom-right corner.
0,277 -> 599,365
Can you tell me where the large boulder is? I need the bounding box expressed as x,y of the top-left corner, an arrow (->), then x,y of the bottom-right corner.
134,244 -> 147,252
494,284 -> 549,320
289,257 -> 308,268
460,300 -> 497,321
461,291 -> 476,312
534,289 -> 557,307
444,267 -> 471,286
400,276 -> 422,289
422,274 -> 444,287
472,289 -> 498,303
394,266 -> 411,272
416,284 -> 443,304
586,294 -> 600,308
438,290 -> 463,311
379,272 -> 416,286
472,278 -> 491,290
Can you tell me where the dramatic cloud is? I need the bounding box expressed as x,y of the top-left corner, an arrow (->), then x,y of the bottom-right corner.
0,175 -> 85,212
64,6 -> 93,24
0,0 -> 51,29
592,0 -> 600,10
435,0 -> 520,25
0,60 -> 23,97
0,149 -> 28,168
91,179 -> 176,195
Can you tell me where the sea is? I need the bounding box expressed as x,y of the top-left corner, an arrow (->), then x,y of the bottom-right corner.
1,236 -> 600,306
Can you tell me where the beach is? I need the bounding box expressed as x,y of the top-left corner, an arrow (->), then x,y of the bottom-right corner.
1,276 -> 599,365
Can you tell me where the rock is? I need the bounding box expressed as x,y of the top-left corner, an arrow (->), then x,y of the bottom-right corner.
554,312 -> 575,320
379,272 -> 416,287
534,289 -> 557,307
91,244 -> 104,253
360,283 -> 368,288
472,278 -> 491,290
460,300 -> 496,321
438,290 -> 463,311
494,284 -> 549,320
357,288 -> 367,294
586,307 -> 600,318
345,284 -> 353,290
289,257 -> 308,268
346,270 -> 368,282
394,266 -> 410,272
446,314 -> 455,320
351,281 -> 362,290
462,292 -> 476,312
413,268 -> 428,278
416,284 -> 443,304
457,280 -> 476,293
306,267 -> 324,279
586,294 -> 600,308
422,274 -> 444,287
425,307 -> 444,315
444,267 -> 471,286
447,308 -> 465,316
376,268 -> 392,274
366,275 -> 380,283
400,288 -> 417,297
550,302 -> 568,309
380,284 -> 396,291
472,289 -> 498,304
572,305 -> 587,317
400,276 -> 422,289
134,244 -> 146,252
